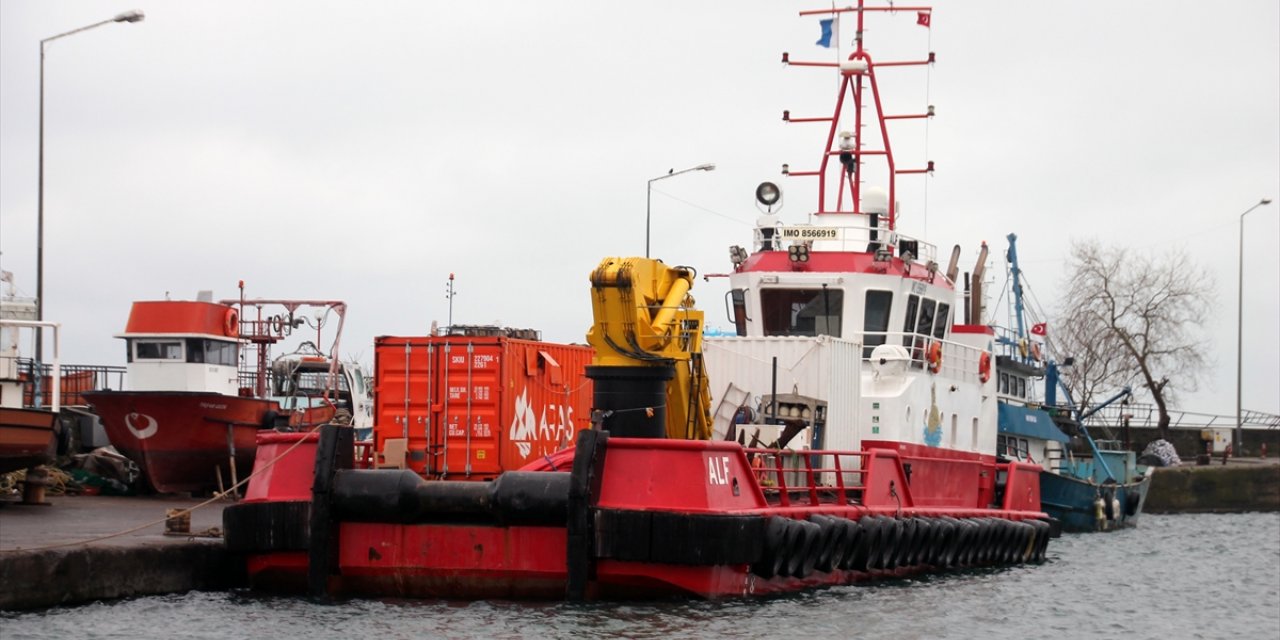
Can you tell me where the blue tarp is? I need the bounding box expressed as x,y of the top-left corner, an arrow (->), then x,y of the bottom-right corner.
997,402 -> 1070,443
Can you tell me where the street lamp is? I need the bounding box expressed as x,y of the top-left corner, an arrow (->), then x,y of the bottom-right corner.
1236,197 -> 1273,457
645,163 -> 715,258
35,10 -> 145,375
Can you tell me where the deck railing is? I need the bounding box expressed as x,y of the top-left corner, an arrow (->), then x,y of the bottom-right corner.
10,358 -> 126,407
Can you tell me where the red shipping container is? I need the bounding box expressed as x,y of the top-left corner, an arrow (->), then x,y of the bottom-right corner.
373,334 -> 594,479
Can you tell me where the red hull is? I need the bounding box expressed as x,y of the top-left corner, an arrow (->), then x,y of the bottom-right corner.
227,429 -> 1052,600
85,391 -> 332,493
0,407 -> 58,474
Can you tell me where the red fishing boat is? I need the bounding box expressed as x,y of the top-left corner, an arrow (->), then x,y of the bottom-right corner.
1,298 -> 63,476
86,288 -> 370,494
224,1 -> 1057,600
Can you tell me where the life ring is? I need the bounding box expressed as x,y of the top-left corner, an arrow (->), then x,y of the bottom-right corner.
926,342 -> 943,374
224,308 -> 239,337
1030,341 -> 1043,362
978,352 -> 992,383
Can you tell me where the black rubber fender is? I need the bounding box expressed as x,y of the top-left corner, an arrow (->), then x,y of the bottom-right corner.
932,516 -> 959,568
1015,520 -> 1037,563
910,517 -> 934,567
908,517 -> 927,567
951,518 -> 974,567
862,515 -> 885,570
750,516 -> 792,578
1124,488 -> 1141,517
999,519 -> 1019,565
261,409 -> 281,431
1010,520 -> 1029,564
849,515 -> 879,571
893,517 -> 918,568
811,515 -> 849,573
877,516 -> 903,570
834,517 -> 861,571
808,515 -> 839,573
958,518 -> 983,566
988,518 -> 1010,565
776,518 -> 805,577
223,500 -> 310,552
979,518 -> 1001,565
786,518 -> 822,578
1031,518 -> 1052,563
982,518 -> 1004,565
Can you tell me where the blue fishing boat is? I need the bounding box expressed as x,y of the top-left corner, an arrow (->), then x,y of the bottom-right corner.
991,234 -> 1152,533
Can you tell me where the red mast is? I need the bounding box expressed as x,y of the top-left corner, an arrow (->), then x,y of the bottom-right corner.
784,1 -> 934,233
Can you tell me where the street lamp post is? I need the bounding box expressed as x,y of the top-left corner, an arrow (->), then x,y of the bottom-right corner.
1236,197 -> 1273,457
34,10 -> 145,380
645,163 -> 715,258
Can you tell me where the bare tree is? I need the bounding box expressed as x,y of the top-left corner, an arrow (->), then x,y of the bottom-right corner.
1051,308 -> 1134,418
1057,240 -> 1215,441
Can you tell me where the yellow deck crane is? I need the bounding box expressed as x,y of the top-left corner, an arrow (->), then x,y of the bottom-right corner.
585,257 -> 712,440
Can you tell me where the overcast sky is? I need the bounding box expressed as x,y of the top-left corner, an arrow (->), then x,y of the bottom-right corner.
1,1 -> 1277,418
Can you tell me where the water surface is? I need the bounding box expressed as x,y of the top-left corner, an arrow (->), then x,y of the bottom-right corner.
3,513 -> 1277,639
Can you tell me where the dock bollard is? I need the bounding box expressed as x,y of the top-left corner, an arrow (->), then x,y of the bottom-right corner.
165,508 -> 191,534
19,468 -> 50,506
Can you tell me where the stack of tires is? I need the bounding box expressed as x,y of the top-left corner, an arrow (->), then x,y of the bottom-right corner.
751,513 -> 1051,579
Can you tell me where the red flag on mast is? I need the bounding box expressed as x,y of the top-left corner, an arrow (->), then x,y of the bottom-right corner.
1031,323 -> 1047,336
917,11 -> 931,27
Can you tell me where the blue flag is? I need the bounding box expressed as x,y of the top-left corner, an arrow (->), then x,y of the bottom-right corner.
816,18 -> 834,48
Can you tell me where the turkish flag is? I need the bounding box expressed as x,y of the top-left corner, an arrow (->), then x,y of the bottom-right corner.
1031,323 -> 1047,336
917,11 -> 931,27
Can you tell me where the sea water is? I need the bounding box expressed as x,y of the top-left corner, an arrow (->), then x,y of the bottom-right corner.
3,512 -> 1277,640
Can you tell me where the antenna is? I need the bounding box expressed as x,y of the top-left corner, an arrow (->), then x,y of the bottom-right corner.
445,273 -> 457,332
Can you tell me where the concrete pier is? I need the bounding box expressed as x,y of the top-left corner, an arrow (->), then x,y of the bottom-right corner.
0,495 -> 242,611
1145,457 -> 1280,514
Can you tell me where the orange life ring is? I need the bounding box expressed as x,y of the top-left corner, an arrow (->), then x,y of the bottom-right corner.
927,341 -> 943,374
978,352 -> 992,383
1030,341 -> 1043,362
224,308 -> 239,337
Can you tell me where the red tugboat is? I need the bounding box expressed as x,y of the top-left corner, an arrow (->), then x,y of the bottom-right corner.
86,288 -> 369,494
224,1 -> 1056,600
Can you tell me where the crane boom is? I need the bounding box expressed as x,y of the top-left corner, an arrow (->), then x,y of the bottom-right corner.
585,257 -> 712,440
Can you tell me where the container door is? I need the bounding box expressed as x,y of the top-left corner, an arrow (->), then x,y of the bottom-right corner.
435,340 -> 502,478
374,338 -> 435,474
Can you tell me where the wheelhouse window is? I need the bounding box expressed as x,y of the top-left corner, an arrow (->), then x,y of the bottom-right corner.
915,298 -> 937,338
863,290 -> 893,358
729,289 -> 748,337
901,294 -> 920,346
760,288 -> 843,337
186,339 -> 238,366
933,303 -> 950,339
276,368 -> 350,396
133,340 -> 183,361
